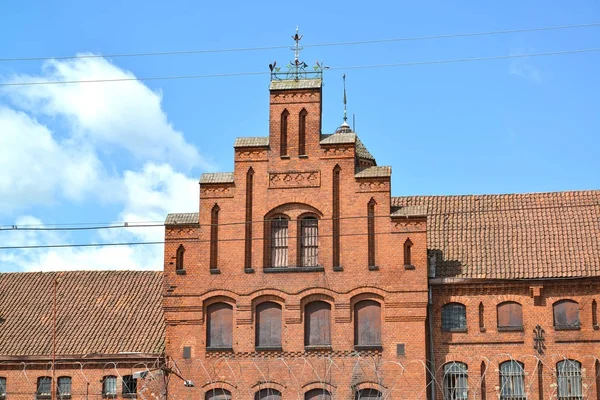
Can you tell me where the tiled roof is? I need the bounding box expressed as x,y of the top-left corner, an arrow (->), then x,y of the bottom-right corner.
269,79 -> 322,91
355,166 -> 391,178
320,132 -> 356,145
234,137 -> 269,148
165,212 -> 199,225
355,138 -> 375,161
200,172 -> 234,184
390,205 -> 428,218
0,271 -> 164,356
392,190 -> 600,280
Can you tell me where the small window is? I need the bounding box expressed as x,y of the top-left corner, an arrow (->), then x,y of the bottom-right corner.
593,299 -> 598,328
442,303 -> 467,332
403,238 -> 413,266
176,245 -> 185,272
37,376 -> 52,399
280,109 -> 289,156
255,388 -> 282,400
256,302 -> 282,349
478,302 -> 485,332
57,376 -> 72,399
305,388 -> 332,399
210,204 -> 220,271
554,300 -> 580,329
0,377 -> 6,399
205,388 -> 232,400
557,360 -> 583,400
354,300 -> 382,348
305,301 -> 331,347
299,109 -> 308,156
497,302 -> 523,330
102,375 -> 117,397
270,217 -> 288,267
207,302 -> 233,349
300,217 -> 319,267
122,375 -> 137,397
355,389 -> 383,399
367,199 -> 376,267
443,362 -> 468,400
499,361 -> 526,400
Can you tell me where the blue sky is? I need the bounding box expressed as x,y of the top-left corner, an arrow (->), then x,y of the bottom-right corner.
1,1 -> 599,272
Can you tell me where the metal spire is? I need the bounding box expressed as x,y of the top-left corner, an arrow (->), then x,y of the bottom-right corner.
291,27 -> 306,80
343,74 -> 348,123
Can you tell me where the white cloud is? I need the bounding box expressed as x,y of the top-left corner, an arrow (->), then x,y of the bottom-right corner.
508,49 -> 543,84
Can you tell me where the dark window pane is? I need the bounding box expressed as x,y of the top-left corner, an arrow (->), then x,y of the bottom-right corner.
497,302 -> 523,329
205,388 -> 232,400
442,303 -> 467,331
444,362 -> 468,400
37,377 -> 51,397
122,375 -> 137,395
557,360 -> 583,400
354,300 -> 381,346
207,303 -> 233,348
271,218 -> 288,267
305,301 -> 331,346
255,388 -> 282,400
500,361 -> 526,400
256,302 -> 282,348
355,389 -> 383,399
176,245 -> 185,271
305,388 -> 332,400
554,300 -> 580,328
103,376 -> 117,396
300,217 -> 319,267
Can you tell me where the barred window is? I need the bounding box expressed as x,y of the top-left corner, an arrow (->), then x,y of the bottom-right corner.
442,303 -> 467,331
205,388 -> 232,400
271,216 -> 288,267
255,388 -> 282,400
354,300 -> 381,347
305,388 -> 332,399
554,300 -> 580,329
499,361 -> 526,400
37,376 -> 52,399
305,301 -> 331,347
102,375 -> 117,397
557,360 -> 583,400
443,362 -> 468,400
57,376 -> 72,399
207,302 -> 233,349
355,389 -> 383,399
0,377 -> 6,399
122,375 -> 137,397
497,302 -> 523,330
300,217 -> 319,267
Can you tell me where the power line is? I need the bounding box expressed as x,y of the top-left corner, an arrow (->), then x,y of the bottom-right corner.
1,47 -> 599,87
1,22 -> 598,63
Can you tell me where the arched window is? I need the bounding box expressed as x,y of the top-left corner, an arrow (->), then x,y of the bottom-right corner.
299,109 -> 308,156
210,204 -> 220,271
479,302 -> 485,332
305,301 -> 331,347
256,302 -> 282,349
557,360 -> 582,400
355,389 -> 383,399
403,238 -> 413,266
441,303 -> 467,331
102,376 -> 117,397
270,216 -> 289,268
36,377 -> 51,398
305,388 -> 332,399
299,216 -> 319,267
57,376 -> 72,399
497,302 -> 523,330
280,109 -> 289,156
176,245 -> 185,272
553,300 -> 580,329
255,388 -> 282,400
207,303 -> 233,349
443,362 -> 468,400
205,389 -> 232,400
354,300 -> 381,348
499,361 -> 525,400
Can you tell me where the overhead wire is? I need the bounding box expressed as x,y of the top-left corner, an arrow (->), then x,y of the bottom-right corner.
0,22 -> 598,63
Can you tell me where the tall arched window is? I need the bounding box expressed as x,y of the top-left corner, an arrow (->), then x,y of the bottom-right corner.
553,300 -> 580,329
299,108 -> 308,156
403,238 -> 413,266
305,389 -> 332,399
205,389 -> 232,400
443,362 -> 468,400
245,168 -> 254,270
207,303 -> 233,349
497,302 -> 523,330
332,165 -> 341,268
270,216 -> 289,268
255,388 -> 282,400
355,389 -> 383,399
499,361 -> 525,400
354,300 -> 381,348
557,360 -> 582,400
593,299 -> 598,328
299,216 -> 319,266
442,303 -> 467,331
256,302 -> 282,349
479,302 -> 485,332
305,301 -> 331,347
210,204 -> 220,271
176,245 -> 185,272
280,110 -> 289,156
367,199 -> 376,268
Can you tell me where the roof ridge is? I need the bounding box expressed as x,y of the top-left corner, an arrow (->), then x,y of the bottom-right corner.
392,188 -> 600,200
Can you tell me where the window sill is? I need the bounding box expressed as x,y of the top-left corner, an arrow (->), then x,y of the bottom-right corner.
122,394 -> 137,399
209,268 -> 221,275
299,154 -> 309,159
280,155 -> 290,159
354,345 -> 383,352
333,265 -> 343,272
554,325 -> 581,331
368,265 -> 379,271
206,346 -> 233,352
264,266 -> 324,273
442,328 -> 468,333
594,324 -> 599,331
305,345 -> 332,351
102,395 -> 117,399
404,264 -> 415,270
244,268 -> 255,274
176,269 -> 186,275
255,346 -> 283,352
498,326 -> 524,332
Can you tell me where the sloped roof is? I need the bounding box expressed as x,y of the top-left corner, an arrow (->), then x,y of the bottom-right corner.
234,137 -> 269,148
165,212 -> 199,225
199,172 -> 234,184
355,166 -> 391,178
0,271 -> 164,356
392,190 -> 600,280
269,79 -> 322,91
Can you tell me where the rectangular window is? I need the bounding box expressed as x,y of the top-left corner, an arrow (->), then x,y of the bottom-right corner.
557,360 -> 583,400
271,218 -> 288,267
300,218 -> 318,267
102,376 -> 117,397
500,361 -> 526,400
57,377 -> 71,399
444,363 -> 468,400
122,375 -> 137,397
0,377 -> 6,399
37,377 -> 51,399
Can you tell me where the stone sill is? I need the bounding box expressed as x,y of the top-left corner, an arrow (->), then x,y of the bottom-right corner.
554,325 -> 581,331
404,264 -> 415,270
368,265 -> 379,271
442,328 -> 468,333
209,268 -> 221,275
175,269 -> 186,275
304,345 -> 332,351
264,266 -> 324,273
255,346 -> 283,352
498,326 -> 524,332
354,345 -> 383,352
206,346 -> 233,352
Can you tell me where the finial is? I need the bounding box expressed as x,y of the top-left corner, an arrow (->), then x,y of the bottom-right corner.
343,74 -> 348,123
290,28 -> 305,80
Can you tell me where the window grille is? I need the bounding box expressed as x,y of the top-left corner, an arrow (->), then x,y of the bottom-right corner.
553,300 -> 580,329
499,361 -> 526,400
270,217 -> 288,267
205,388 -> 232,400
122,375 -> 137,397
0,377 -> 6,399
207,302 -> 233,349
443,362 -> 468,400
557,360 -> 583,400
102,375 -> 117,397
305,388 -> 332,399
354,300 -> 382,347
255,388 -> 282,400
305,301 -> 331,346
497,302 -> 523,330
37,377 -> 52,398
57,376 -> 71,399
442,303 -> 467,331
300,217 -> 319,266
